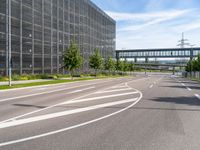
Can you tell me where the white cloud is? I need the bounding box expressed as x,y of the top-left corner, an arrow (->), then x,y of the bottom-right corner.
106,9 -> 200,49
106,9 -> 191,22
172,19 -> 200,32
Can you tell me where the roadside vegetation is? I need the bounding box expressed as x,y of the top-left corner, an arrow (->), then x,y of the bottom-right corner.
0,41 -> 148,88
185,54 -> 200,72
0,75 -> 126,90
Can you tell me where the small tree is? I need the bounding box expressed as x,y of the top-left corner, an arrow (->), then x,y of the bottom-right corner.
123,60 -> 129,72
185,54 -> 200,72
63,41 -> 82,79
128,62 -> 135,72
104,56 -> 115,74
89,48 -> 102,76
196,54 -> 200,71
116,59 -> 124,72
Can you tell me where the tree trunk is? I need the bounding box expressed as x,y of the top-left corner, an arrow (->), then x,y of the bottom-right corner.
95,69 -> 97,77
70,70 -> 74,80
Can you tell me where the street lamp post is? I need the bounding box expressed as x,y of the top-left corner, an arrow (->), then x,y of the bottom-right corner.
8,0 -> 12,86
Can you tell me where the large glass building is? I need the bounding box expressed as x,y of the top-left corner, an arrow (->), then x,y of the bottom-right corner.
0,0 -> 116,75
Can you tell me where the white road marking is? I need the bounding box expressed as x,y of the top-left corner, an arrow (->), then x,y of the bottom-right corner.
181,83 -> 185,86
186,87 -> 192,91
62,92 -> 138,105
96,88 -> 132,93
0,85 -> 143,147
0,98 -> 138,129
68,86 -> 95,94
0,82 -> 135,124
195,94 -> 200,100
149,85 -> 153,88
0,82 -> 107,103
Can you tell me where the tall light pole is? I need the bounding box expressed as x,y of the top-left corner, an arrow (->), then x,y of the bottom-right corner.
8,0 -> 12,86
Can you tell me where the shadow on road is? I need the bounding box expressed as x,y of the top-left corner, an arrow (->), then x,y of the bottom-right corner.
132,106 -> 200,112
162,85 -> 200,90
150,96 -> 200,107
13,104 -> 46,109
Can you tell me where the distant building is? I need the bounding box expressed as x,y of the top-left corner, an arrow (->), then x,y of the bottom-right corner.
0,0 -> 116,75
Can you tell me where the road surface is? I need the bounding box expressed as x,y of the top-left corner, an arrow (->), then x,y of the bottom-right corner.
0,74 -> 200,150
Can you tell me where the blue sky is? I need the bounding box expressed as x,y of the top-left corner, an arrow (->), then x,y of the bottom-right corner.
92,0 -> 200,49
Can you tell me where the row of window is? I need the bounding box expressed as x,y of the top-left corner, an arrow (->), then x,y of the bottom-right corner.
119,51 -> 200,57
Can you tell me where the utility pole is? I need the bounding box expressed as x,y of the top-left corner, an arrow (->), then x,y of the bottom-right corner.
177,32 -> 190,48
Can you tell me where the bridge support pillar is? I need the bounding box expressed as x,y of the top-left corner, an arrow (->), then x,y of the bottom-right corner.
116,52 -> 119,61
134,58 -> 137,63
145,57 -> 148,63
173,66 -> 175,75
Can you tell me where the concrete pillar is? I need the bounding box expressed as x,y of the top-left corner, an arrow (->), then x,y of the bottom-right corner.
116,52 -> 119,61
173,66 -> 175,75
134,58 -> 137,63
145,57 -> 148,63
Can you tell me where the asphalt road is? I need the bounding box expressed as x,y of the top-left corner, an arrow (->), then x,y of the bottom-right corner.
0,74 -> 200,150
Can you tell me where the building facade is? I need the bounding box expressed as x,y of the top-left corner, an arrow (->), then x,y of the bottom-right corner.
0,0 -> 116,75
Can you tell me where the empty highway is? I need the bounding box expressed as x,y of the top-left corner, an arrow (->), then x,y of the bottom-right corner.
0,74 -> 200,150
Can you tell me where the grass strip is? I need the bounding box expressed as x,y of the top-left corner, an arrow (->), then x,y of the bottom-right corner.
0,76 -> 128,90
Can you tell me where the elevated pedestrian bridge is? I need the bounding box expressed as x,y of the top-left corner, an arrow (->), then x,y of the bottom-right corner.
116,47 -> 200,62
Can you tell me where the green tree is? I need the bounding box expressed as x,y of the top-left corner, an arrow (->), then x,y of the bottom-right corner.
185,59 -> 192,72
89,48 -> 102,76
104,56 -> 115,74
123,60 -> 129,72
185,54 -> 200,72
196,54 -> 200,71
63,41 -> 82,79
115,60 -> 124,72
128,62 -> 135,71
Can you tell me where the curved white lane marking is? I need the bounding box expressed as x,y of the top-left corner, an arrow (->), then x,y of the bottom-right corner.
0,98 -> 138,129
0,83 -> 143,147
62,92 -> 138,105
0,79 -> 139,124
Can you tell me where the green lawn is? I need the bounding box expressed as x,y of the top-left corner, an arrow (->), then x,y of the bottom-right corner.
0,75 -> 128,90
